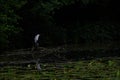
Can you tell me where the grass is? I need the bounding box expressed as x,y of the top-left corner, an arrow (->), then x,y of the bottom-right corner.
0,57 -> 120,80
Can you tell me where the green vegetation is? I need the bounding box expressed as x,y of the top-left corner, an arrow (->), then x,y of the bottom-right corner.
0,58 -> 120,80
0,0 -> 26,50
0,0 -> 120,79
0,0 -> 120,51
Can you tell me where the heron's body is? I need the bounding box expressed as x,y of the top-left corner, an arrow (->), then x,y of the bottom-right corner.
34,34 -> 40,43
34,34 -> 40,48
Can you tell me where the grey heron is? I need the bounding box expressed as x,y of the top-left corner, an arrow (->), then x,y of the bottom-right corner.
34,34 -> 40,48
34,34 -> 41,71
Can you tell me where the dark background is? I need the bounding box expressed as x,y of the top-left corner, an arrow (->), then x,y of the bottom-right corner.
0,0 -> 120,51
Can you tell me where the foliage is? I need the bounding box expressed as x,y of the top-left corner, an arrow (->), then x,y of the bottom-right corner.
0,0 -> 26,51
1,0 -> 120,50
0,58 -> 120,79
75,23 -> 116,43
